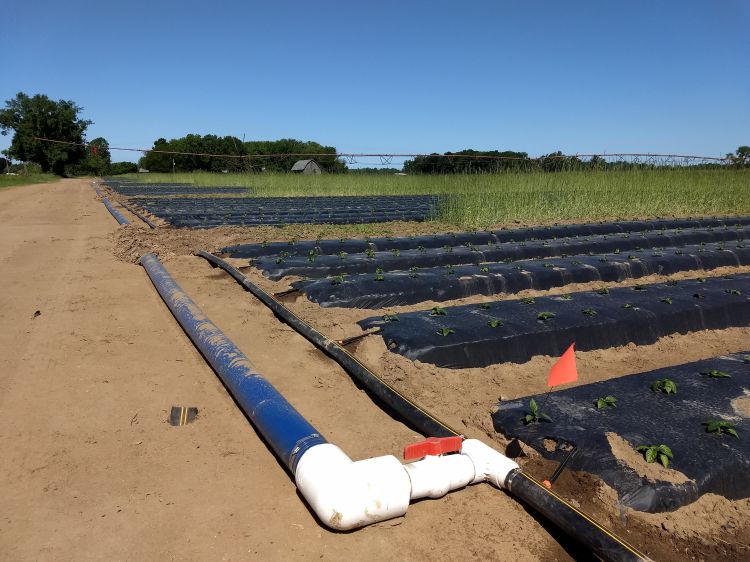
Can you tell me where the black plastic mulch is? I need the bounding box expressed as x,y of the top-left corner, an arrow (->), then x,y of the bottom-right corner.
492,352 -> 750,512
359,274 -> 750,368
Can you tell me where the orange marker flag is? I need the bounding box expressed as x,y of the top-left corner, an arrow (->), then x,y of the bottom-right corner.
547,343 -> 578,387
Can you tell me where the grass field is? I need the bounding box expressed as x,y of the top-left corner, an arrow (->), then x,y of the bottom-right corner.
122,169 -> 750,228
0,173 -> 58,189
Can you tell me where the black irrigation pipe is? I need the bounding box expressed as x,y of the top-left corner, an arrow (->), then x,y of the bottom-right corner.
195,250 -> 647,562
94,186 -> 130,225
296,243 -> 750,308
119,201 -> 159,229
222,216 -> 750,259
254,225 -> 750,280
360,274 -> 750,368
195,250 -> 459,438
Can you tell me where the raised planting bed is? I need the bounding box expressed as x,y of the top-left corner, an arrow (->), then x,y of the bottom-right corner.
252,225 -> 750,280
104,182 -> 250,196
295,243 -> 750,308
359,274 -> 750,368
222,215 -> 750,259
492,352 -> 750,512
129,195 -> 439,227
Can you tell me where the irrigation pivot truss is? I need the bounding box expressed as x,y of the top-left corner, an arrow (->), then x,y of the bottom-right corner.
31,137 -> 733,169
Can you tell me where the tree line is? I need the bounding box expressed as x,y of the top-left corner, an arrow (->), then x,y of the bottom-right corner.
2,91 -> 748,176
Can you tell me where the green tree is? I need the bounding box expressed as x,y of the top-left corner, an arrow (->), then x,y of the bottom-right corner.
77,137 -> 111,176
110,161 -> 138,175
0,92 -> 92,175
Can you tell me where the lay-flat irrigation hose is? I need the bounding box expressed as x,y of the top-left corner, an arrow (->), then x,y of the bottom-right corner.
195,250 -> 650,562
120,201 -> 159,229
94,185 -> 130,225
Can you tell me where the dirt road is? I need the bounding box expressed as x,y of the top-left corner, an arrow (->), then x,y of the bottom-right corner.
0,179 -> 569,560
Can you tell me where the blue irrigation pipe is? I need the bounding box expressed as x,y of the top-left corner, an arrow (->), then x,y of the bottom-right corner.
139,253 -> 327,471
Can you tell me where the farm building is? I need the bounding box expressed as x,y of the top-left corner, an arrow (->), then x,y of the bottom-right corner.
290,159 -> 322,174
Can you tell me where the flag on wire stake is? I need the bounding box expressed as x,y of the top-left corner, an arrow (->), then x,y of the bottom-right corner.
538,342 -> 578,414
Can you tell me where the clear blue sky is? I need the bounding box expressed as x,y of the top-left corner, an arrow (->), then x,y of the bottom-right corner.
3,0 -> 749,164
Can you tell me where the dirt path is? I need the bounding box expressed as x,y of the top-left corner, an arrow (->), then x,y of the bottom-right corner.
0,179 -> 570,560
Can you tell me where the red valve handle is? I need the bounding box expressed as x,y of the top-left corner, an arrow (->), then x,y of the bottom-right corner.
403,436 -> 463,460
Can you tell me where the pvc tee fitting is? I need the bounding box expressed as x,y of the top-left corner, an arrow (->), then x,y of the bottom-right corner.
294,438 -> 519,530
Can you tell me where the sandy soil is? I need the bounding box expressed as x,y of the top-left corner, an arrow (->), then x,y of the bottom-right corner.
3,180 -> 749,561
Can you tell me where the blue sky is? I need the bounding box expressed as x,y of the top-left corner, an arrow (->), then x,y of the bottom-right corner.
2,0 -> 749,164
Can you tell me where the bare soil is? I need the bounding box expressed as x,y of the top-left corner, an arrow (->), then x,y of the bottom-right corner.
3,179 -> 749,561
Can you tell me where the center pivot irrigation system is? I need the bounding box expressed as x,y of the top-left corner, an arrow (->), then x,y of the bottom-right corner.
94,183 -> 649,561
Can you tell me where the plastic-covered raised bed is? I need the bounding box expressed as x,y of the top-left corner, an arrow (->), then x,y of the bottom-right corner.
492,352 -> 750,512
222,215 -> 750,259
295,243 -> 750,308
359,274 -> 750,368
253,225 -> 750,280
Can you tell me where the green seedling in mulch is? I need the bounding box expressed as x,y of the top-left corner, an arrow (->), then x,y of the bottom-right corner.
704,420 -> 739,438
595,396 -> 617,409
523,398 -> 552,424
702,369 -> 731,379
582,308 -> 598,316
479,303 -> 491,310
446,264 -> 455,275
651,378 -> 677,394
442,245 -> 453,253
337,251 -> 347,259
391,248 -> 401,257
737,243 -> 746,249
436,327 -> 455,337
560,294 -> 572,300
613,248 -> 621,254
521,297 -> 535,305
307,249 -> 317,263
365,248 -> 375,259
430,306 -> 447,316
374,274 -> 384,281
287,239 -> 296,246
330,274 -> 346,285
487,319 -> 503,328
417,245 -> 426,253
622,303 -> 634,309
408,266 -> 418,278
597,288 -> 610,295
382,314 -> 399,322
571,260 -> 582,265
660,297 -> 673,304
543,263 -> 555,268
480,265 -> 489,273
635,444 -> 673,468
513,265 -> 526,271
725,288 -> 742,295
628,255 -> 638,260
743,355 -> 750,363
275,256 -> 286,264
261,240 -> 268,248
537,311 -> 556,321
696,277 -> 706,283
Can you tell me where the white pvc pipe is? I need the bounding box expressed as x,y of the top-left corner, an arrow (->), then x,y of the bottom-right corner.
294,438 -> 519,531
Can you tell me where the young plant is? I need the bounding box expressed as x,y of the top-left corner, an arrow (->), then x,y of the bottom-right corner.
430,306 -> 447,316
595,396 -> 617,409
374,273 -> 384,281
596,287 -> 610,295
487,319 -> 503,328
523,398 -> 552,424
479,303 -> 491,310
408,266 -> 418,278
651,378 -> 677,394
521,297 -> 535,305
330,273 -> 346,285
417,245 -> 426,253
337,251 -> 347,259
725,288 -> 742,295
537,311 -> 556,321
560,294 -> 572,300
660,297 -> 673,304
365,248 -> 375,259
635,444 -> 673,468
436,327 -> 454,337
582,308 -> 598,316
704,420 -> 739,438
702,369 -> 731,379
480,265 -> 489,273
307,249 -> 317,263
446,264 -> 455,275
382,313 -> 399,322
622,303 -> 634,309
391,248 -> 401,257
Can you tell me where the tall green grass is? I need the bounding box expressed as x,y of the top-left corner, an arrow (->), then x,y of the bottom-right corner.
0,173 -> 58,189
121,169 -> 750,228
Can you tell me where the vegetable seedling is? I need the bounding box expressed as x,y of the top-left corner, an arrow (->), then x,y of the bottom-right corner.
446,264 -> 455,275
487,319 -> 503,328
725,289 -> 742,295
330,274 -> 346,285
651,378 -> 677,394
307,249 -> 317,263
523,398 -> 552,424
436,327 -> 454,337
582,308 -> 598,316
365,248 -> 375,259
521,297 -> 535,305
382,314 -> 399,322
480,265 -> 489,273
430,306 -> 447,316
704,420 -> 738,438
595,396 -> 617,409
702,369 -> 731,379
537,311 -> 556,321
479,303 -> 491,310
560,294 -> 572,300
391,249 -> 401,257
622,303 -> 635,309
596,288 -> 610,295
337,251 -> 347,259
660,297 -> 673,304
635,444 -> 673,468
408,266 -> 418,278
